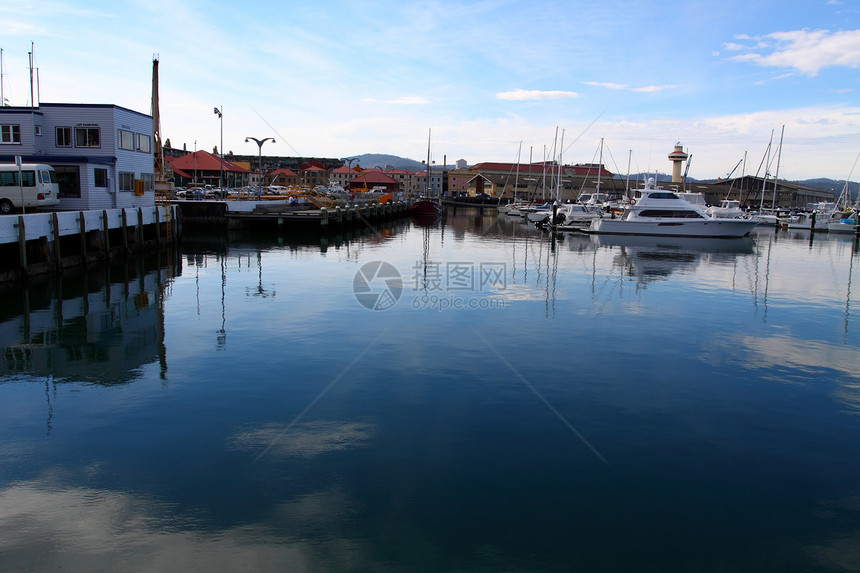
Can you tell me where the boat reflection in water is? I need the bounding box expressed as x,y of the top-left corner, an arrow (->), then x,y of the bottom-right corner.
589,233 -> 755,284
410,213 -> 443,228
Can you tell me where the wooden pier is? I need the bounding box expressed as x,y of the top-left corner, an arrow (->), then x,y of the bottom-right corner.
0,206 -> 179,284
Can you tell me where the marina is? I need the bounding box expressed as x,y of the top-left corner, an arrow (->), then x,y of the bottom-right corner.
0,206 -> 859,571
2,1 -> 860,569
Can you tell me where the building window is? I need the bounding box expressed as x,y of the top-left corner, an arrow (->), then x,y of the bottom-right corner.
136,134 -> 151,153
56,127 -> 72,147
1,124 -> 21,144
35,125 -> 42,136
118,129 -> 134,151
75,127 -> 100,148
118,172 -> 135,192
54,165 -> 81,198
140,173 -> 153,191
94,168 -> 108,188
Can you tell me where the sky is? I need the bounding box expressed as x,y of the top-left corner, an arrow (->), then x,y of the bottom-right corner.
2,0 -> 859,181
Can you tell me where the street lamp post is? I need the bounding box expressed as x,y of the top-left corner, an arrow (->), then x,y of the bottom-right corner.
213,106 -> 223,189
245,136 -> 275,193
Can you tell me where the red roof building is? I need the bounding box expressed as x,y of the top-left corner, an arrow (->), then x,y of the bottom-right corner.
270,168 -> 299,187
168,150 -> 249,187
299,164 -> 328,188
348,170 -> 401,193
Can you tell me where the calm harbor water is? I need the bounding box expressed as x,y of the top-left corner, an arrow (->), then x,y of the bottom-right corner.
1,207 -> 859,572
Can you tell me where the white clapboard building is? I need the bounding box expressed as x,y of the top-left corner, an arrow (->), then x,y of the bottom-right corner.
0,103 -> 155,210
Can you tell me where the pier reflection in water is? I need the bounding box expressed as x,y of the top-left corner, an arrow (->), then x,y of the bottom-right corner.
0,254 -> 178,385
0,208 -> 859,572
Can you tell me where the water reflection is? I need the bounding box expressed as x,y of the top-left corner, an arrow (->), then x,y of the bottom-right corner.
590,234 -> 756,285
0,483 -> 373,571
0,255 -> 179,385
230,419 -> 376,458
1,208 -> 859,572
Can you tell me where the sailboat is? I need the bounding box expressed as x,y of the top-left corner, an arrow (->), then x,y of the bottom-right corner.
827,152 -> 860,234
410,129 -> 443,216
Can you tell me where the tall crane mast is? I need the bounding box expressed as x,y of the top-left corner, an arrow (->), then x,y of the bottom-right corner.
151,55 -> 171,193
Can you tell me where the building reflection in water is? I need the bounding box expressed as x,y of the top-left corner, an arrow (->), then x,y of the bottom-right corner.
0,254 -> 181,386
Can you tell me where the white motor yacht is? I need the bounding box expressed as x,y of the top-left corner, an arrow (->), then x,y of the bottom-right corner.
585,178 -> 759,238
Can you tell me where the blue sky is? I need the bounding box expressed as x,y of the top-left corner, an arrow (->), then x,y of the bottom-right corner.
2,0 -> 859,180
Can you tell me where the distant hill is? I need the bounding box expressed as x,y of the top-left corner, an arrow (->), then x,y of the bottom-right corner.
348,154 -> 425,171
348,153 -> 455,172
795,178 -> 858,200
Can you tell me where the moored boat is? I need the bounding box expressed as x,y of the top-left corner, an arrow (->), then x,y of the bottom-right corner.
411,196 -> 443,215
784,202 -> 837,230
584,178 -> 759,238
547,202 -> 602,230
706,199 -> 745,219
410,129 -> 443,216
826,210 -> 859,233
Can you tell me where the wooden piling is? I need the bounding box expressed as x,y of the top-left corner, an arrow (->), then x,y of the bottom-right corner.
52,213 -> 61,267
102,210 -> 110,258
79,211 -> 87,262
17,216 -> 27,271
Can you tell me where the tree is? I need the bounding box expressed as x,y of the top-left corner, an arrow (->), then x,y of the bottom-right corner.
165,137 -> 172,148
213,145 -> 219,155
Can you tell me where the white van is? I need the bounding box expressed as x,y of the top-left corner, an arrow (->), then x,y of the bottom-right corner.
0,163 -> 62,214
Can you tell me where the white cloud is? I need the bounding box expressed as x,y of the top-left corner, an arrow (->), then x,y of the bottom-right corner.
362,96 -> 431,105
584,81 -> 677,94
632,85 -> 678,93
496,89 -> 579,101
729,29 -> 860,75
584,81 -> 628,90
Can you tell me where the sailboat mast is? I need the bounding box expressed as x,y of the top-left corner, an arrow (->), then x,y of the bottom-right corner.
514,141 -> 522,201
550,126 -> 558,199
838,152 -> 859,210
425,128 -> 431,196
625,150 -> 632,200
542,145 -> 547,200
683,154 -> 693,193
557,129 -> 565,201
759,130 -> 773,210
596,138 -> 603,194
772,125 -> 784,210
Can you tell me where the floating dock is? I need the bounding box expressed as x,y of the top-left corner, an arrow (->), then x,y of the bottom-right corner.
174,199 -> 411,230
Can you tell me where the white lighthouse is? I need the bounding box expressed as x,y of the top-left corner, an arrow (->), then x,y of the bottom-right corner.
668,142 -> 689,183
